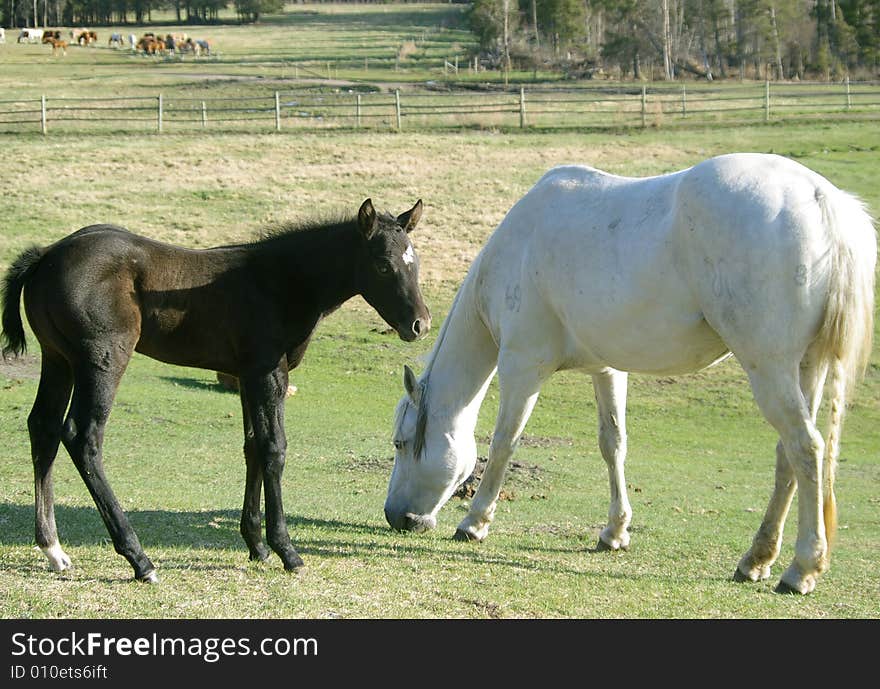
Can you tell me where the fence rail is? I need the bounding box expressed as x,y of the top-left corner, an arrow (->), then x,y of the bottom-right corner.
1,80 -> 878,135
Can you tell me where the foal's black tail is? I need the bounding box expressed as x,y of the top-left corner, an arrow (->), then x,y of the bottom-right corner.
1,245 -> 44,358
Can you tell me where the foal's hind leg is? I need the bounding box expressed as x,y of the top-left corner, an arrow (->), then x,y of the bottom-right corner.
62,354 -> 157,582
592,370 -> 632,551
736,359 -> 827,585
740,362 -> 829,594
238,389 -> 270,562
29,351 -> 74,572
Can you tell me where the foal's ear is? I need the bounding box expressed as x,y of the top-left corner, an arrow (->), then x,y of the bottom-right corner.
397,199 -> 423,234
403,365 -> 422,407
358,198 -> 377,240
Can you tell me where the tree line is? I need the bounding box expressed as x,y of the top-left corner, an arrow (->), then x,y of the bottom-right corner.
470,1 -> 879,80
1,0 -> 283,27
4,1 -> 876,81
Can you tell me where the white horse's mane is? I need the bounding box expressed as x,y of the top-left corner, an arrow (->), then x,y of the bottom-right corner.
391,267 -> 473,455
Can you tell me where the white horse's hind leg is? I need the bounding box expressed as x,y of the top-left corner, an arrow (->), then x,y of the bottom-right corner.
454,352 -> 550,542
736,361 -> 827,583
742,363 -> 829,594
593,370 -> 632,551
735,439 -> 795,582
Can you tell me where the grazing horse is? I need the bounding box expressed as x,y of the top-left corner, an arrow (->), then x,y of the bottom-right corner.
1,199 -> 431,583
385,154 -> 876,595
18,28 -> 43,43
108,32 -> 123,48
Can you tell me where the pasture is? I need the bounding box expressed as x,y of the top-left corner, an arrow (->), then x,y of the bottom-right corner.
2,4 -> 878,134
0,5 -> 878,619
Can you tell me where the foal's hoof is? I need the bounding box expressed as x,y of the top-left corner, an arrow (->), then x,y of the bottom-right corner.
453,528 -> 479,542
282,554 -> 305,571
249,546 -> 271,562
137,570 -> 160,584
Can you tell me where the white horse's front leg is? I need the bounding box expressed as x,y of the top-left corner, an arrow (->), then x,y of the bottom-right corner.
455,353 -> 547,542
593,370 -> 632,551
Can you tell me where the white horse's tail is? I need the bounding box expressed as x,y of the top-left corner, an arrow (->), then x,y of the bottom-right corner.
814,187 -> 876,544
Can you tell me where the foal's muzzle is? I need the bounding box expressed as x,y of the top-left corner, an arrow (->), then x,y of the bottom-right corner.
399,315 -> 431,342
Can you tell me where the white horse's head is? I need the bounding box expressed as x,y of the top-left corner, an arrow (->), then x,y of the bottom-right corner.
384,366 -> 478,532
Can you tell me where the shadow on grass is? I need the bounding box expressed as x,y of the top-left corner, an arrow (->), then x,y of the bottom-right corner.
158,375 -> 232,393
0,502 -> 623,579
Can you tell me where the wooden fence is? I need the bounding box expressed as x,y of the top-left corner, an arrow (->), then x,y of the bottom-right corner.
1,80 -> 878,134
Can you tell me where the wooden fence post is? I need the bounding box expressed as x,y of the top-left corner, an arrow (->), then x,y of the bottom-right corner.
641,85 -> 647,127
845,76 -> 851,111
356,94 -> 362,128
157,93 -> 163,133
274,91 -> 281,131
40,95 -> 47,135
395,89 -> 402,130
764,80 -> 770,122
201,101 -> 207,128
519,87 -> 526,128
681,85 -> 687,117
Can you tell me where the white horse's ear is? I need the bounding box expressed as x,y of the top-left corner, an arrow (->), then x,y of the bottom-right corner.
403,365 -> 422,407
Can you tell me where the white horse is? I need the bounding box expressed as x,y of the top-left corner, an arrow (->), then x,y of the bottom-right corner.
385,153 -> 876,595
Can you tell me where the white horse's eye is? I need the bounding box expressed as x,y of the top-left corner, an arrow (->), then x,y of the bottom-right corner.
393,439 -> 404,451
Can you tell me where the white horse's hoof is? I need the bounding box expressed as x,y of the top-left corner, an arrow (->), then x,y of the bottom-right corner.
775,565 -> 815,594
595,538 -> 628,552
735,553 -> 773,582
598,527 -> 630,551
454,524 -> 489,542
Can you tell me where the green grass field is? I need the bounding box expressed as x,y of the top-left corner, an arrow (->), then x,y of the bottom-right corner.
0,5 -> 878,619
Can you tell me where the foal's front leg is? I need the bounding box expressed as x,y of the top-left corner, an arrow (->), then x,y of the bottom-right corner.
240,367 -> 304,571
238,389 -> 270,562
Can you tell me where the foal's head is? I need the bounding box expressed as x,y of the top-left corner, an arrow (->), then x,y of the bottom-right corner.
355,198 -> 431,342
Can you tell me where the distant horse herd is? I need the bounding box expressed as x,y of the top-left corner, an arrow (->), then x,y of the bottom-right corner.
134,32 -> 213,56
6,27 -> 213,57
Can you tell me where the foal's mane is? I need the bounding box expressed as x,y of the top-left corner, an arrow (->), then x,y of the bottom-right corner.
252,213 -> 357,245
253,209 -> 401,246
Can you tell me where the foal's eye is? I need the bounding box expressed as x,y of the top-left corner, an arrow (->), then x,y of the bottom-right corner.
393,439 -> 404,450
376,263 -> 392,276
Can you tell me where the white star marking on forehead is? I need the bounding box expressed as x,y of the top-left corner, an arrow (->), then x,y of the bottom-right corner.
402,244 -> 415,266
